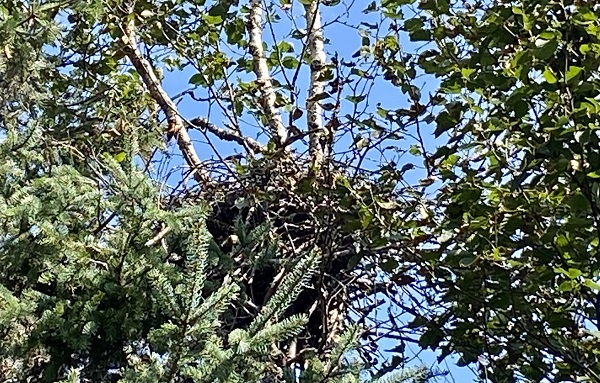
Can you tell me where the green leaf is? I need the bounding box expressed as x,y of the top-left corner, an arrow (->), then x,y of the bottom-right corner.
554,267 -> 582,279
534,39 -> 558,60
408,144 -> 422,156
346,95 -> 366,104
558,280 -> 573,291
204,14 -> 224,24
459,255 -> 476,267
404,17 -> 424,32
419,327 -> 444,349
419,0 -> 449,14
404,17 -> 430,41
584,279 -> 600,291
461,67 -> 476,79
281,56 -> 298,69
347,254 -> 362,269
376,200 -> 397,209
292,108 -> 303,121
381,259 -> 398,272
189,73 -> 205,85
308,92 -> 331,102
434,111 -> 458,137
542,67 -> 557,84
114,152 -> 126,163
565,66 -> 583,83
358,206 -> 374,229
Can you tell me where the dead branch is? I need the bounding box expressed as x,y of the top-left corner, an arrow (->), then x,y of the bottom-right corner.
247,0 -> 288,148
187,117 -> 265,154
121,19 -> 211,184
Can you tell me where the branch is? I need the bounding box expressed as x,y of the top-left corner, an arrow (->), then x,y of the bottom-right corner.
120,19 -> 211,184
145,225 -> 171,247
186,117 -> 265,154
247,0 -> 288,147
304,0 -> 329,171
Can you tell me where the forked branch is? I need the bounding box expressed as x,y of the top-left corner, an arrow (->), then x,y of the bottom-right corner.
187,117 -> 265,154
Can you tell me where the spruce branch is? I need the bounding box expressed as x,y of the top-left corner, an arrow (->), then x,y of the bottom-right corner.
374,366 -> 430,383
247,0 -> 288,148
248,250 -> 321,335
120,19 -> 211,184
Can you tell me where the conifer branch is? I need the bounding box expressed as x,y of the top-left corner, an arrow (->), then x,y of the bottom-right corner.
121,19 -> 211,184
247,0 -> 288,148
304,0 -> 329,170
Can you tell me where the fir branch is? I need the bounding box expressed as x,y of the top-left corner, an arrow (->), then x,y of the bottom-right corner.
374,366 -> 429,383
248,250 -> 321,335
250,314 -> 308,352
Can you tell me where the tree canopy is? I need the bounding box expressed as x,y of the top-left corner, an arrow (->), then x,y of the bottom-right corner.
3,0 -> 600,382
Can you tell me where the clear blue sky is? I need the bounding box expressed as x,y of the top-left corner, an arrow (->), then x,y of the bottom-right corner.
159,1 -> 479,381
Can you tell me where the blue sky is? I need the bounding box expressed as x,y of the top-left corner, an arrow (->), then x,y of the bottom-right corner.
158,1 -> 479,381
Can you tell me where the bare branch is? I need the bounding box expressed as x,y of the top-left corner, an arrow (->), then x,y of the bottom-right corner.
187,117 -> 265,154
145,225 -> 171,247
304,0 -> 329,171
121,19 -> 211,184
247,0 -> 288,147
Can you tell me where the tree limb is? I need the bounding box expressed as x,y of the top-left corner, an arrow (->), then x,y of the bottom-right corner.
120,19 -> 211,184
247,0 -> 288,148
145,225 -> 171,247
304,0 -> 329,171
187,117 -> 265,154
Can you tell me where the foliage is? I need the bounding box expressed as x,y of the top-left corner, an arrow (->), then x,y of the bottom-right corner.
391,0 -> 600,381
0,65 -> 425,382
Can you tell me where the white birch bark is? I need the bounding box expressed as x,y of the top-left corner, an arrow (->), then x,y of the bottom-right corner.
247,0 -> 288,148
304,0 -> 328,171
121,19 -> 211,184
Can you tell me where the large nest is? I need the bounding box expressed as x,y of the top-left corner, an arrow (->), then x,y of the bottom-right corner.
168,154 -> 409,361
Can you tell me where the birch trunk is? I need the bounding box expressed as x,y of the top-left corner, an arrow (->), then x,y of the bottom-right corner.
304,0 -> 329,171
247,0 -> 288,148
